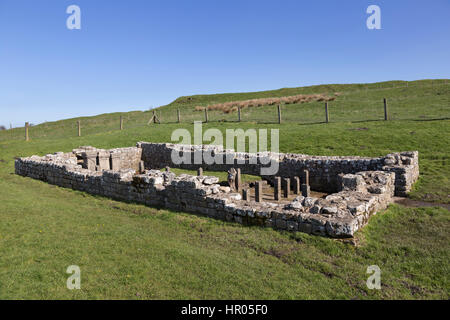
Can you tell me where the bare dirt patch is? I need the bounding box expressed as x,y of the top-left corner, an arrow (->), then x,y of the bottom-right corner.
348,127 -> 369,131
393,197 -> 450,211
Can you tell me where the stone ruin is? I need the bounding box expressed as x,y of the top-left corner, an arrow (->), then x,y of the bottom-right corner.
14,142 -> 419,238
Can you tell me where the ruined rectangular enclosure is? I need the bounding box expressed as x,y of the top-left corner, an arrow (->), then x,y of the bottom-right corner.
15,142 -> 419,238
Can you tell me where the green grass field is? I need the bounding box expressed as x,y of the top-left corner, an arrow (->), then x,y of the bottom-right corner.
0,80 -> 449,299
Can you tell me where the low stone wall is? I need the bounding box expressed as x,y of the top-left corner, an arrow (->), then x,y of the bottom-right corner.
138,142 -> 419,196
72,146 -> 142,172
14,143 -> 419,238
17,148 -> 404,238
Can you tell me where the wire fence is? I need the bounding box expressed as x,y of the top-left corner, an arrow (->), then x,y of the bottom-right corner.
1,80 -> 449,142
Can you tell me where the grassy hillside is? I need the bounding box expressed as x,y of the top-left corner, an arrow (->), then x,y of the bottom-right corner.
0,80 -> 449,299
2,79 -> 449,141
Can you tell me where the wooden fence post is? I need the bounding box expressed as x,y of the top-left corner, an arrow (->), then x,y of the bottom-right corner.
177,109 -> 181,123
25,122 -> 29,141
384,98 -> 388,121
77,120 -> 81,137
148,110 -> 160,124
277,105 -> 281,124
325,102 -> 329,123
120,116 -> 123,130
238,106 -> 241,122
205,108 -> 208,123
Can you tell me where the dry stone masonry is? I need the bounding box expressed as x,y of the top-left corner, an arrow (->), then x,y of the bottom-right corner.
15,142 -> 419,238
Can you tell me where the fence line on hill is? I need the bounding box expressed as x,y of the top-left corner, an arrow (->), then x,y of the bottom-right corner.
2,81 -> 449,141
17,97 -> 449,141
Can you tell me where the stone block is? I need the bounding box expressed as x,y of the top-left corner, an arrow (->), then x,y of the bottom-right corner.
255,181 -> 263,202
274,177 -> 281,201
283,178 -> 290,198
293,176 -> 300,194
301,184 -> 310,197
82,151 -> 97,171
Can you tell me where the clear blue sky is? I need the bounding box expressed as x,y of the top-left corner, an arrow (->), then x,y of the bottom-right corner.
0,0 -> 449,128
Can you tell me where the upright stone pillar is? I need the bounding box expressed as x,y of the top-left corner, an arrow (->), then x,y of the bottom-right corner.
301,169 -> 310,197
301,184 -> 311,197
139,161 -> 145,174
242,188 -> 249,201
98,151 -> 110,171
255,181 -> 263,203
302,170 -> 310,185
197,167 -> 203,176
227,168 -> 236,191
235,168 -> 242,192
274,177 -> 281,201
82,151 -> 97,171
283,178 -> 290,198
110,153 -> 121,171
293,176 -> 300,194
